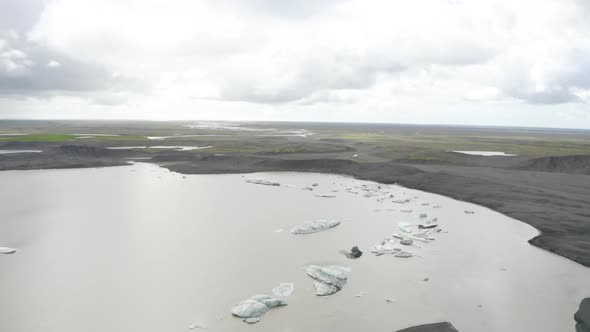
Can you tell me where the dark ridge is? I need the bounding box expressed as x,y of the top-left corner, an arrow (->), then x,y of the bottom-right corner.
57,145 -> 107,157
521,155 -> 590,175
253,158 -> 422,182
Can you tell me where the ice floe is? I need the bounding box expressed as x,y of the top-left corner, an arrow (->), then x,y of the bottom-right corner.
290,220 -> 341,234
272,283 -> 294,297
305,265 -> 351,296
246,179 -> 280,186
0,247 -> 17,254
231,294 -> 286,323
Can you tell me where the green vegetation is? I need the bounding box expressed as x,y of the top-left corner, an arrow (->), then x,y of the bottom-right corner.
0,134 -> 146,142
2,126 -> 590,159
0,134 -> 76,142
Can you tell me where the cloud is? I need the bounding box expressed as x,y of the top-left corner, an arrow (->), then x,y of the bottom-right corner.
216,51 -> 407,103
223,0 -> 347,18
1,0 -> 590,126
0,0 -> 45,32
0,31 -> 146,102
46,60 -> 61,68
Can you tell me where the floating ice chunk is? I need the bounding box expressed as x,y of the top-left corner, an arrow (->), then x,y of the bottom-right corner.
305,265 -> 350,296
290,220 -> 341,235
314,194 -> 336,198
355,291 -> 365,298
188,321 -> 206,329
246,179 -> 280,186
398,222 -> 413,233
243,317 -> 260,324
411,232 -> 435,243
400,239 -> 413,245
272,283 -> 294,297
400,209 -> 413,213
372,238 -> 400,256
394,251 -> 414,258
419,223 -> 438,229
419,213 -> 428,219
250,294 -> 285,308
465,210 -> 475,214
231,300 -> 269,318
312,280 -> 339,295
0,247 -> 16,254
273,228 -> 284,233
231,294 -> 286,323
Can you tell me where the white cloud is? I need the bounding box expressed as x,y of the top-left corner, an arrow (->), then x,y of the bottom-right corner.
0,0 -> 588,127
0,48 -> 34,76
46,59 -> 60,68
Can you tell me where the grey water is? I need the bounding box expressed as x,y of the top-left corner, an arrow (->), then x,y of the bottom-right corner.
0,163 -> 588,332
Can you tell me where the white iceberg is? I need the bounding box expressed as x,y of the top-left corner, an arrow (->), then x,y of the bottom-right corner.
231,294 -> 286,323
0,247 -> 16,254
305,265 -> 350,296
418,222 -> 438,229
246,179 -> 280,186
371,238 -> 401,256
272,283 -> 294,297
398,222 -> 413,233
394,251 -> 414,258
290,220 -> 341,235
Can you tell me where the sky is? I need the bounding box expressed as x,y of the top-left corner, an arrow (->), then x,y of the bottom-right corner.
1,0 -> 590,128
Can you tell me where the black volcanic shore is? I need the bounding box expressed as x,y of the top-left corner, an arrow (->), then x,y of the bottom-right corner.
2,145 -> 589,268
162,155 -> 590,267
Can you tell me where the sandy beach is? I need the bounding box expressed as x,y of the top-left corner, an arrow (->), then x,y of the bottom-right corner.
0,163 -> 588,332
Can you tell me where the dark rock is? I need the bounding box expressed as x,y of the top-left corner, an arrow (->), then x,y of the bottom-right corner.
397,322 -> 458,332
575,298 -> 590,332
350,246 -> 363,258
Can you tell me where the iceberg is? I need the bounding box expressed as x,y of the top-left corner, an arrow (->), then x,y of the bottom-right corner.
231,294 -> 286,323
398,222 -> 413,233
246,179 -> 280,186
272,283 -> 294,297
305,265 -> 350,296
418,223 -> 438,229
0,247 -> 16,254
290,220 -> 341,235
371,238 -> 401,256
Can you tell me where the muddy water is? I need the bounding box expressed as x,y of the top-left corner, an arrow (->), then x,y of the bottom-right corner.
0,163 -> 587,332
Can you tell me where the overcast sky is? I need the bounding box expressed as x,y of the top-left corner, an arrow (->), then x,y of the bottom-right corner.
1,0 -> 590,128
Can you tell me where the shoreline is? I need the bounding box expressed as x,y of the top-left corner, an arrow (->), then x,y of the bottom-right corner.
2,153 -> 589,267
